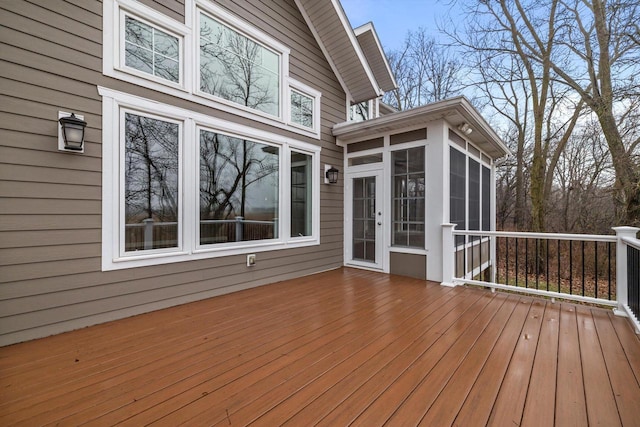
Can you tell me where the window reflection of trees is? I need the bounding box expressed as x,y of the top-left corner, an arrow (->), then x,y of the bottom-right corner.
124,16 -> 179,83
199,14 -> 279,116
125,113 -> 179,250
291,91 -> 313,128
199,130 -> 279,244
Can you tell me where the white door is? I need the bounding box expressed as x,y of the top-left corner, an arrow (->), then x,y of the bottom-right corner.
345,169 -> 384,270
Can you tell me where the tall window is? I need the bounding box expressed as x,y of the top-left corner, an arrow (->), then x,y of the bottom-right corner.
124,112 -> 180,251
199,130 -> 279,245
482,166 -> 491,231
199,13 -> 280,116
468,158 -> 480,232
450,147 -> 466,242
124,15 -> 180,83
291,152 -> 312,237
392,147 -> 425,248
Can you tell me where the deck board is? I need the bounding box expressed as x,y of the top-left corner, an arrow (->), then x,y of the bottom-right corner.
0,268 -> 639,426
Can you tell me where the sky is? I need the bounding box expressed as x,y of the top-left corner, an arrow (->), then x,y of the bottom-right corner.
340,0 -> 452,53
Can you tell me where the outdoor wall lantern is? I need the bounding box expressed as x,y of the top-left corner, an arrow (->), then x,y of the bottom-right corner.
324,165 -> 339,184
58,111 -> 87,152
457,122 -> 473,136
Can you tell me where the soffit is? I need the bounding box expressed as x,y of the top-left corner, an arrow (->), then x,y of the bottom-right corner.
296,0 -> 383,103
333,97 -> 511,159
354,23 -> 397,92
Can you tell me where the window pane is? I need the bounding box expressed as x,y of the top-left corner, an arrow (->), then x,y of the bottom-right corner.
124,113 -> 179,251
125,16 -> 152,49
291,90 -> 313,128
124,16 -> 180,83
392,148 -> 425,248
482,166 -> 491,231
199,130 -> 279,245
291,151 -> 312,237
469,158 -> 480,231
450,147 -> 466,233
349,102 -> 369,122
199,13 -> 280,116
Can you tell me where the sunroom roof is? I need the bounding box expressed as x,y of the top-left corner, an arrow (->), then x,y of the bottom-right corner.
333,97 -> 511,159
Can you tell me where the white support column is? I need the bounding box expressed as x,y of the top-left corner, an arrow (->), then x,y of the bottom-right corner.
613,226 -> 640,317
442,223 -> 457,287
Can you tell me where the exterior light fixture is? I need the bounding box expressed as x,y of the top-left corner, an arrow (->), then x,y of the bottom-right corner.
324,165 -> 339,184
58,111 -> 87,152
457,122 -> 473,136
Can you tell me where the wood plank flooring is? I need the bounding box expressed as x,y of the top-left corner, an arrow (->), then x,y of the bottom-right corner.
0,267 -> 639,426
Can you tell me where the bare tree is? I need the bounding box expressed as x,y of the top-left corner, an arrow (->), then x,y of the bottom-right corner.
384,28 -> 464,110
448,0 -> 640,225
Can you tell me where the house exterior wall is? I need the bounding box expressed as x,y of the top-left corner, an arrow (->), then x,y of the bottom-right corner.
0,0 -> 346,346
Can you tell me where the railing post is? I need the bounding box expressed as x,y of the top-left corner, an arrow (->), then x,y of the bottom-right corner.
143,218 -> 154,250
235,216 -> 244,242
613,226 -> 640,317
442,223 -> 457,287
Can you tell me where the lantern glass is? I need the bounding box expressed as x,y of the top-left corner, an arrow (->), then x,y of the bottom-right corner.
326,167 -> 339,184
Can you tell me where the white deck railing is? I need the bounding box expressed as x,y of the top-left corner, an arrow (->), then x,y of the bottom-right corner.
442,224 -> 640,334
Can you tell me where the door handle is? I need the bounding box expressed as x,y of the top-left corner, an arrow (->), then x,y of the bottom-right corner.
377,222 -> 382,225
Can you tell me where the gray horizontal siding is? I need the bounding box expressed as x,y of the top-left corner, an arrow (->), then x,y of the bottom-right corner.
0,0 -> 346,346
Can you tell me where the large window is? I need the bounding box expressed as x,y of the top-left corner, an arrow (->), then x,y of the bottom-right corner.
392,147 -> 425,248
199,130 -> 279,245
468,158 -> 480,232
199,13 -> 280,116
124,113 -> 180,251
100,88 -> 320,270
123,15 -> 180,83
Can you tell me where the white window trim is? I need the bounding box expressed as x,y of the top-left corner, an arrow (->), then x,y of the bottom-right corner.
100,86 -> 321,271
287,78 -> 321,136
103,0 -> 322,140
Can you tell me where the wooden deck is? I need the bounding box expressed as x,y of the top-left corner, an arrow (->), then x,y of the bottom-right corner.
1,268 -> 639,426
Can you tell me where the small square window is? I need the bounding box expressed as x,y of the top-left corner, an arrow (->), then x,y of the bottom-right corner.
290,90 -> 314,128
124,15 -> 180,83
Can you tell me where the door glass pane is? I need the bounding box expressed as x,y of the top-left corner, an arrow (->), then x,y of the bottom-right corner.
352,176 -> 376,262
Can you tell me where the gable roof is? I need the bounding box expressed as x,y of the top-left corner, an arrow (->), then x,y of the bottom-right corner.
295,0 -> 394,103
354,23 -> 397,92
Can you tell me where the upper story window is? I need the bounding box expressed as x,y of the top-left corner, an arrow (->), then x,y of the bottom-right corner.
104,0 -> 321,139
198,12 -> 280,116
124,15 -> 180,83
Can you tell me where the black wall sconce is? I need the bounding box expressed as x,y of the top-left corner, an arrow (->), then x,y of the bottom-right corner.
324,165 -> 339,184
58,111 -> 87,152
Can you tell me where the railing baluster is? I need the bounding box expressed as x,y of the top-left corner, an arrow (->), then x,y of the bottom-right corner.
525,238 -> 529,289
558,240 -> 561,293
506,237 -> 509,286
546,239 -> 550,292
582,240 -> 586,297
515,238 -> 519,287
595,242 -> 598,299
608,241 -> 612,300
570,240 -> 573,295
535,238 -> 539,290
